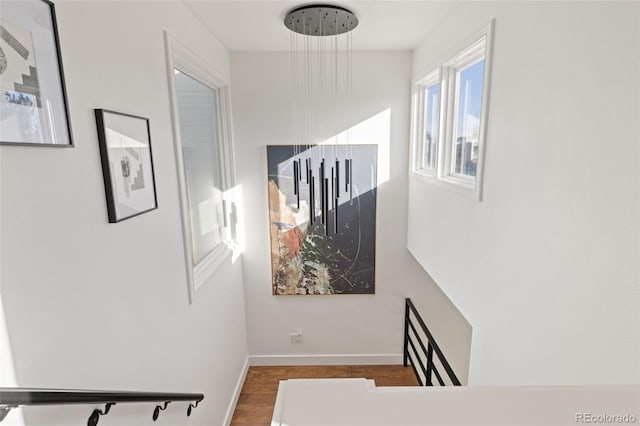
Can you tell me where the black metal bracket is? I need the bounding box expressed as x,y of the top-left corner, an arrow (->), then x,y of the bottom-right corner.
152,401 -> 169,421
0,406 -> 16,422
87,402 -> 115,426
187,399 -> 200,416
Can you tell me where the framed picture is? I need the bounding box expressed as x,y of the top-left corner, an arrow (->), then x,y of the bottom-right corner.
95,109 -> 158,223
0,0 -> 73,146
267,145 -> 377,295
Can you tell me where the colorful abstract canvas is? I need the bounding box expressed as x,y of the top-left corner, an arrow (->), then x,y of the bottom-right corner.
267,145 -> 377,295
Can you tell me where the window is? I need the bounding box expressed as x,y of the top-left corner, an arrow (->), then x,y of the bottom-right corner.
442,39 -> 487,186
174,70 -> 226,264
412,21 -> 494,200
165,33 -> 236,302
414,71 -> 440,174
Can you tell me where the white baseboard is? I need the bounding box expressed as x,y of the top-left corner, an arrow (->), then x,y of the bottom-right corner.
248,354 -> 403,366
223,356 -> 250,426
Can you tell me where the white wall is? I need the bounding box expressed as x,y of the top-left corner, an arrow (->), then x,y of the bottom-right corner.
0,2 -> 248,425
231,51 -> 472,382
409,1 -> 640,385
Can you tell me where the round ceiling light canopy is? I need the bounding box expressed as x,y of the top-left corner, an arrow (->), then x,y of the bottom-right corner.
284,4 -> 358,36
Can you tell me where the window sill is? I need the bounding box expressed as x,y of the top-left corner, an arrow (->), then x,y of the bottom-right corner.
439,174 -> 475,190
411,171 -> 483,201
193,243 -> 232,292
412,168 -> 436,179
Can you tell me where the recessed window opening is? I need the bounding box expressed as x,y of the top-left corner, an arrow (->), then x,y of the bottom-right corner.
165,33 -> 237,303
174,69 -> 225,265
411,21 -> 494,200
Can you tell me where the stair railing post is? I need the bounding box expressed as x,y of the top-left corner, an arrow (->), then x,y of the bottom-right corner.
403,298 -> 410,367
425,343 -> 434,386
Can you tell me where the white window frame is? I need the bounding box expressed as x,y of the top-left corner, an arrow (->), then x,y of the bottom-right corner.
412,69 -> 441,176
439,36 -> 489,192
164,32 -> 237,303
410,20 -> 494,201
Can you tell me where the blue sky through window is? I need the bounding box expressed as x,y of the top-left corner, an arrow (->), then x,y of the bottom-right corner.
456,59 -> 485,135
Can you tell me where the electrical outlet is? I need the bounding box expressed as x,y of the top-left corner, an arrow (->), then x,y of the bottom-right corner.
288,330 -> 303,343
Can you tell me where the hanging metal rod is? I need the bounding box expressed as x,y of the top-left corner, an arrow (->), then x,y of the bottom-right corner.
0,388 -> 203,425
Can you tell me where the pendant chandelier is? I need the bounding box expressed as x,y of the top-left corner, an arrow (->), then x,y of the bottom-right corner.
284,4 -> 358,236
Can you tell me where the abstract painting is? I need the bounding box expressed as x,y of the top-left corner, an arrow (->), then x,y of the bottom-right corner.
267,145 -> 377,295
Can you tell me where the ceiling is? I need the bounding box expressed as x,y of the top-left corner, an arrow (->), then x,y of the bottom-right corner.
182,1 -> 460,51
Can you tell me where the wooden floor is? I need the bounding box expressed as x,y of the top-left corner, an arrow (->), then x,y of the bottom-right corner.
230,365 -> 419,425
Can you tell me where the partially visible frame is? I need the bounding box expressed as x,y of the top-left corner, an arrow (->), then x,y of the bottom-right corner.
0,0 -> 73,146
95,109 -> 158,223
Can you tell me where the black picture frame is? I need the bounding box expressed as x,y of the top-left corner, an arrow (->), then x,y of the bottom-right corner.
95,109 -> 158,223
0,0 -> 73,146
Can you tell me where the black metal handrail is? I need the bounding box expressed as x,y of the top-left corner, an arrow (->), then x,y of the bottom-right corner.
403,298 -> 461,386
0,388 -> 203,425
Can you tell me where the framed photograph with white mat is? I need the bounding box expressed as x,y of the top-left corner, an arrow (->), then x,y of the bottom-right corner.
0,0 -> 73,146
95,109 -> 158,223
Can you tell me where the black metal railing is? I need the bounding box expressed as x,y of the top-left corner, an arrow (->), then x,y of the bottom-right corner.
403,298 -> 461,386
0,388 -> 203,425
